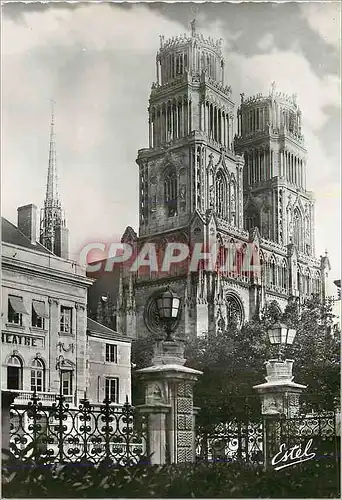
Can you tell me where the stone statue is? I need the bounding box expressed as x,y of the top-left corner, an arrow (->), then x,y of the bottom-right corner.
209,185 -> 215,208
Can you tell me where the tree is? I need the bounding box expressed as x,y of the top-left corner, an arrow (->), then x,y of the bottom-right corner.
285,295 -> 340,411
131,297 -> 340,423
185,296 -> 340,425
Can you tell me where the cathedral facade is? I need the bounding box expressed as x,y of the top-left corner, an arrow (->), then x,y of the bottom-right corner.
116,25 -> 330,340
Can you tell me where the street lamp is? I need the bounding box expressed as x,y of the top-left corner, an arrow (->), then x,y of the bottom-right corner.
267,322 -> 296,361
155,287 -> 181,341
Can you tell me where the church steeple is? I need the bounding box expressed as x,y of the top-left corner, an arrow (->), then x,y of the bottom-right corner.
40,101 -> 69,259
45,100 -> 59,203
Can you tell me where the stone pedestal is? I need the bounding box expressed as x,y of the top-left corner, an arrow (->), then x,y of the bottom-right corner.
136,339 -> 202,465
253,359 -> 306,469
253,359 -> 306,418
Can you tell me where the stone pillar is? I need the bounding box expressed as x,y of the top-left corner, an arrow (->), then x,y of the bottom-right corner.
48,298 -> 60,393
253,358 -> 306,469
136,339 -> 202,465
75,303 -> 87,405
2,391 -> 17,454
138,405 -> 170,465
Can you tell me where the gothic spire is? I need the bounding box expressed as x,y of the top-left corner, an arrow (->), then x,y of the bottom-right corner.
45,100 -> 60,205
40,100 -> 69,259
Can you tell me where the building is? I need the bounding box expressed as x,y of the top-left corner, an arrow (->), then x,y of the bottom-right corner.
86,318 -> 131,404
1,208 -> 91,406
88,22 -> 331,340
2,108 -> 132,407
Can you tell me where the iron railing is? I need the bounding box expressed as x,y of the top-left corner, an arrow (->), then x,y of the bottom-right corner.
272,412 -> 340,462
9,392 -> 148,466
196,405 -> 340,466
196,418 -> 264,464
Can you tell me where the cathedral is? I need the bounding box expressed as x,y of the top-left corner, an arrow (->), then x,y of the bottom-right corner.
94,23 -> 331,340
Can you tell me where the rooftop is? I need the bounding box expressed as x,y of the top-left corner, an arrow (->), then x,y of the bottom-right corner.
1,217 -> 52,255
87,317 -> 131,342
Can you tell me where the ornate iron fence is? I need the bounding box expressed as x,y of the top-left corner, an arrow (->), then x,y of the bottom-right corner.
196,411 -> 340,466
270,412 -> 340,462
9,392 -> 149,466
196,418 -> 264,464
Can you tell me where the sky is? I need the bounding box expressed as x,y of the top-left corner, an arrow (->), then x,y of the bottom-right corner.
2,1 -> 341,281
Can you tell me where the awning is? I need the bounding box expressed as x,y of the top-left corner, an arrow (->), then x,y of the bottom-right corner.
32,300 -> 49,319
9,296 -> 29,315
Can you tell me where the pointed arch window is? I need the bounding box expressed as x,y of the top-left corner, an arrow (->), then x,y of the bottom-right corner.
269,258 -> 277,286
297,267 -> 302,294
229,181 -> 236,225
215,170 -> 227,219
31,358 -> 45,392
279,260 -> 288,290
293,208 -> 303,251
226,294 -> 244,327
7,355 -> 23,390
164,168 -> 178,217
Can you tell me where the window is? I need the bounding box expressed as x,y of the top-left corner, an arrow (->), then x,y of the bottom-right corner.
32,301 -> 48,329
7,355 -> 23,390
61,371 -> 73,396
164,169 -> 178,217
106,344 -> 118,363
60,307 -> 72,334
215,170 -> 227,219
105,378 -> 119,403
31,358 -> 45,392
8,296 -> 28,325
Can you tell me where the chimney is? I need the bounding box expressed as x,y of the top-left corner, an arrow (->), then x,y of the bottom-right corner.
17,204 -> 37,245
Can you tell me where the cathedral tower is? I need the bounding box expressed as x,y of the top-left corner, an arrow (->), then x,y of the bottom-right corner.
118,24 -> 325,341
40,102 -> 69,259
235,83 -> 315,256
138,20 -> 242,236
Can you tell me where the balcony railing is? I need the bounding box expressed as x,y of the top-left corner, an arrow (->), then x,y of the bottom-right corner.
3,389 -> 73,405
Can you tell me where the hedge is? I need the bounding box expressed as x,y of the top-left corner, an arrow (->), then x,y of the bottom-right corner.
2,451 -> 340,498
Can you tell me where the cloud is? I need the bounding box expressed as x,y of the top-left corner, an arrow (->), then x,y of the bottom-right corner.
257,33 -> 274,51
300,2 -> 341,49
227,49 -> 340,133
2,4 -> 340,276
2,4 -> 184,55
202,17 -> 340,273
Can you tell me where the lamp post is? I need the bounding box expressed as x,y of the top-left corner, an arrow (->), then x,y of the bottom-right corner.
267,322 -> 296,361
136,286 -> 202,466
155,287 -> 181,341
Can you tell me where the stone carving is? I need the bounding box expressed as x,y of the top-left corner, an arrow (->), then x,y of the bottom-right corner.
57,342 -> 74,354
261,394 -> 282,415
216,309 -> 226,333
209,185 -> 215,208
177,414 -> 193,430
176,381 -> 194,463
180,185 -> 186,211
151,194 -> 157,214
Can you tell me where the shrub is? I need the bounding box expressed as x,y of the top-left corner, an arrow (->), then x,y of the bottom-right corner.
2,450 -> 340,498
